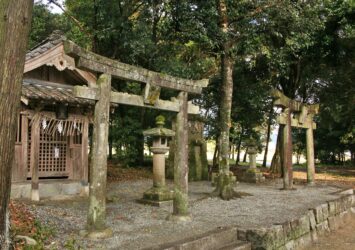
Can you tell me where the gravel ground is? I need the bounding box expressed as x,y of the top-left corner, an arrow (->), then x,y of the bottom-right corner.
28,179 -> 343,249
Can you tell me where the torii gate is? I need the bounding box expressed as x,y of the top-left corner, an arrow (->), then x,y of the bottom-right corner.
63,41 -> 208,238
272,90 -> 319,190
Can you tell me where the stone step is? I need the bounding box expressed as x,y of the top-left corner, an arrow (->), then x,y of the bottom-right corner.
152,226 -> 240,250
217,240 -> 251,250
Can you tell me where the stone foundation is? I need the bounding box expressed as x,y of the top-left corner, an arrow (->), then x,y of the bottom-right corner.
237,189 -> 355,250
240,169 -> 265,184
11,181 -> 89,200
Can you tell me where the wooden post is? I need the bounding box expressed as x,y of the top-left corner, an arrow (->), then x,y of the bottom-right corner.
30,118 -> 40,201
171,91 -> 191,221
306,125 -> 315,185
82,118 -> 89,183
282,107 -> 293,190
86,74 -> 112,238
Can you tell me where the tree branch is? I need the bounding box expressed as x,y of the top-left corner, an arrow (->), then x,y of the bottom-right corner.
48,0 -> 93,42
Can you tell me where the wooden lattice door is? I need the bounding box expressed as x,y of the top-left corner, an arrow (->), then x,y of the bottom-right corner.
28,122 -> 70,178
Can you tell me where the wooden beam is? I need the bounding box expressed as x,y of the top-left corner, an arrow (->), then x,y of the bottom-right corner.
64,41 -> 208,94
73,86 -> 200,114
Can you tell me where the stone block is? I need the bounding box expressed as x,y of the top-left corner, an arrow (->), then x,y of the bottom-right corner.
313,205 -> 323,224
339,189 -> 354,195
344,195 -> 353,209
280,222 -> 292,242
142,186 -> 174,202
290,215 -> 310,239
237,229 -> 247,241
294,232 -> 312,250
239,170 -> 265,184
352,194 -> 355,207
339,210 -> 351,223
315,220 -> 330,236
328,201 -> 336,216
40,183 -> 61,198
310,230 -> 318,242
327,215 -> 341,231
246,225 -> 285,250
282,240 -> 295,250
321,203 -> 329,221
307,210 -> 316,230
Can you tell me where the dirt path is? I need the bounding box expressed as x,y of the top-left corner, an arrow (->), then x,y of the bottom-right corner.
303,216 -> 355,250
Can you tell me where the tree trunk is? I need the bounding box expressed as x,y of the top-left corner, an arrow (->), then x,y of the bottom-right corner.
270,126 -> 283,175
236,127 -> 244,164
262,104 -> 273,167
212,139 -> 219,169
243,147 -> 248,163
0,1 -> 33,248
213,0 -> 238,200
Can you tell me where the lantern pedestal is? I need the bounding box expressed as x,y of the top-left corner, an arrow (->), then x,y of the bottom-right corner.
139,116 -> 175,206
241,145 -> 265,184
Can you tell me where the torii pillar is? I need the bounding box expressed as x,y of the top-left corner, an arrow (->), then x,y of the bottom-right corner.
272,90 -> 319,189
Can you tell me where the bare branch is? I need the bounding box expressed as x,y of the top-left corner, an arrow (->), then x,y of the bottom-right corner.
47,0 -> 93,42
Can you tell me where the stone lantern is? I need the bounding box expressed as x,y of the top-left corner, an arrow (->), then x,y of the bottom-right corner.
242,137 -> 265,183
141,115 -> 175,205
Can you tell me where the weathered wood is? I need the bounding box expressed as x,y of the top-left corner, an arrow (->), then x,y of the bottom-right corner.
30,119 -> 40,201
87,74 -> 111,233
64,40 -> 208,94
21,116 -> 28,181
73,85 -> 199,114
173,92 -> 190,218
82,119 -> 89,183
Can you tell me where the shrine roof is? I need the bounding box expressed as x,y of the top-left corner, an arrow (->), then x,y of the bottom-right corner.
22,78 -> 95,106
26,30 -> 65,61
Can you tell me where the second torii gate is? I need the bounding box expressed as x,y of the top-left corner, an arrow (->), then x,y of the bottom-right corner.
272,90 -> 319,190
63,41 -> 208,238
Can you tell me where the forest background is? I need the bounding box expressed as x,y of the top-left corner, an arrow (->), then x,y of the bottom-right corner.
31,0 -> 354,169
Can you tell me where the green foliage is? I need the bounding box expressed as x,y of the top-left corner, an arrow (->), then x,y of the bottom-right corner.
27,0 -> 354,165
29,2 -> 67,48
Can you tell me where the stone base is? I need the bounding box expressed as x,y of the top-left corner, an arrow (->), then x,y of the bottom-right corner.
167,214 -> 192,222
211,172 -> 237,187
142,186 -> 174,202
79,228 -> 113,239
240,169 -> 265,184
137,199 -> 173,208
11,180 -> 89,200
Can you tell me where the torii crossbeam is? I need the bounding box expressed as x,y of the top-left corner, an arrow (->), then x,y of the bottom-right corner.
272,90 -> 319,189
62,41 -> 208,237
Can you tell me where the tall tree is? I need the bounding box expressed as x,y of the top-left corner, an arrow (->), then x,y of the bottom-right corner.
0,0 -> 33,248
213,0 -> 237,199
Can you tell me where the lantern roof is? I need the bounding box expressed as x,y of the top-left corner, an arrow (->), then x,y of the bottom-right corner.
143,115 -> 175,137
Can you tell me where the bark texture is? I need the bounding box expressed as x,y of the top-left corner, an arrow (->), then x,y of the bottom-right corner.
262,105 -> 273,167
214,0 -> 238,200
87,74 -> 111,232
270,126 -> 283,175
0,1 -> 33,248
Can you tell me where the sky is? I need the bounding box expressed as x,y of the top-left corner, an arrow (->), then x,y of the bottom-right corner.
36,0 -> 64,14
